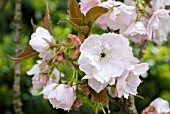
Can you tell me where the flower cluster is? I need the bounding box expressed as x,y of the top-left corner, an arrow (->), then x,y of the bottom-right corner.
80,0 -> 170,45
23,0 -> 170,112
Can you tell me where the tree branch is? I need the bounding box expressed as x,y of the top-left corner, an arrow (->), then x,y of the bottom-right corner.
13,0 -> 23,114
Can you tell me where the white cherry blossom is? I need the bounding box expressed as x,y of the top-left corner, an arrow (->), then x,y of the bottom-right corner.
78,33 -> 138,93
147,9 -> 170,44
122,21 -> 148,45
47,84 -> 76,111
116,63 -> 149,99
96,1 -> 137,31
29,27 -> 56,60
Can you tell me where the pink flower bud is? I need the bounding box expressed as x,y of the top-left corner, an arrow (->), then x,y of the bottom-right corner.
32,74 -> 48,89
68,34 -> 81,45
72,47 -> 80,59
56,53 -> 64,61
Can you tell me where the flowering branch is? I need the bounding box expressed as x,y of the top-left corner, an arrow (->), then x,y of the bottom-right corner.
11,0 -> 170,113
138,40 -> 148,61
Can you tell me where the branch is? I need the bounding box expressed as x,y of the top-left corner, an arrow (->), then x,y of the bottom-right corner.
0,0 -> 8,16
13,0 -> 23,114
119,40 -> 148,114
138,40 -> 148,62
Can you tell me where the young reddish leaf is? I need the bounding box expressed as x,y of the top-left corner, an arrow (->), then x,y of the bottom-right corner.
80,81 -> 90,96
59,19 -> 90,36
84,6 -> 108,24
70,18 -> 84,26
80,81 -> 109,109
78,33 -> 85,43
68,0 -> 83,19
89,87 -> 109,109
43,2 -> 52,35
9,45 -> 38,62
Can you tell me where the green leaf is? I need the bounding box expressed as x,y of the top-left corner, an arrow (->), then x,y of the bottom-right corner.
31,18 -> 38,32
84,6 -> 108,24
43,2 -> 52,35
9,45 -> 38,63
68,0 -> 83,19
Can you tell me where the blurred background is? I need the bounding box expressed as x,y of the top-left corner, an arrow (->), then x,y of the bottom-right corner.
0,0 -> 170,114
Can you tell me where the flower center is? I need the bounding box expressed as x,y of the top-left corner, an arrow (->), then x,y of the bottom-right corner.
100,52 -> 106,58
99,49 -> 112,63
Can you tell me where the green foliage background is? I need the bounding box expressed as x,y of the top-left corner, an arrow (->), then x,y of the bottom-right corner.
0,0 -> 170,114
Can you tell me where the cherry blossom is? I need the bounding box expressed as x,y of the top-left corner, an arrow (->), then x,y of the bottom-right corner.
47,84 -> 76,111
26,60 -> 41,75
142,98 -> 170,114
27,60 -> 63,89
32,74 -> 48,89
122,21 -> 148,45
78,33 -> 138,93
96,1 -> 137,31
147,9 -> 170,44
29,27 -> 56,60
116,63 -> 149,99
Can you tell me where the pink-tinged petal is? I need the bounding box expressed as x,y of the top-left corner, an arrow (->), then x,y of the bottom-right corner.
110,60 -> 125,77
27,64 -> 39,75
96,11 -> 111,30
41,83 -> 57,99
48,84 -> 76,111
80,34 -> 101,51
147,9 -> 170,44
39,50 -> 51,60
29,27 -> 55,60
121,21 -> 149,45
124,0 -> 136,6
80,0 -> 101,15
32,74 -> 48,89
88,78 -> 107,93
29,27 -> 53,52
130,63 -> 149,75
116,70 -> 129,98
